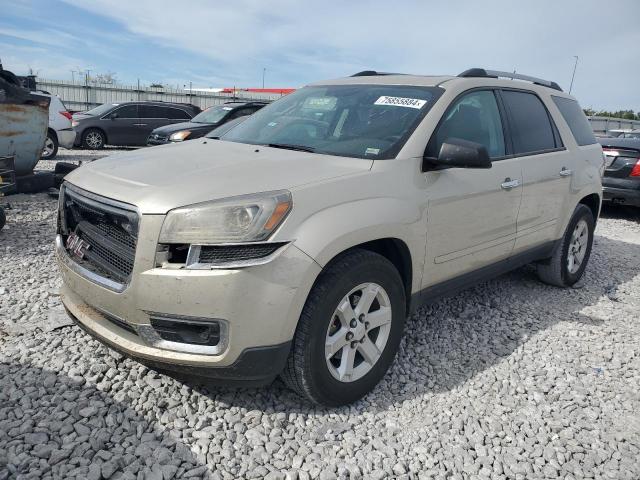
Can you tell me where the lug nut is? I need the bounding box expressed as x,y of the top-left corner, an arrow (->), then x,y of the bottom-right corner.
359,314 -> 365,322
360,338 -> 365,343
350,319 -> 357,328
346,332 -> 354,340
350,341 -> 358,349
365,322 -> 370,329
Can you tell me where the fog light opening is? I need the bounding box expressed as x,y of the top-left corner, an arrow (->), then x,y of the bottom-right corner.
149,315 -> 221,347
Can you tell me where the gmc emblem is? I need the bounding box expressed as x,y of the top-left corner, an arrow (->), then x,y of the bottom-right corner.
66,232 -> 91,259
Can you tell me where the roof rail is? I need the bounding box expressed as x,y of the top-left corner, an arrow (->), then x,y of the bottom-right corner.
351,70 -> 405,77
458,68 -> 563,92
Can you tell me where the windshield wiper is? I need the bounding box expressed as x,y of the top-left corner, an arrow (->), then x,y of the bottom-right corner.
266,143 -> 315,153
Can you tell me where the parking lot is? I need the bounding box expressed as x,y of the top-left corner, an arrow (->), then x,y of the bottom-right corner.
0,152 -> 638,479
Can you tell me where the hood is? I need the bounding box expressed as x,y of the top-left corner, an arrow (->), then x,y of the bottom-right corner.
65,140 -> 373,214
151,121 -> 216,136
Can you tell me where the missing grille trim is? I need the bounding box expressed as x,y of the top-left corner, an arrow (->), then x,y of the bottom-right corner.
183,242 -> 290,269
59,183 -> 140,288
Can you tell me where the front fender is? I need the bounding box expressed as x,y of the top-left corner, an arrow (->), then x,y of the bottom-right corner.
288,197 -> 427,295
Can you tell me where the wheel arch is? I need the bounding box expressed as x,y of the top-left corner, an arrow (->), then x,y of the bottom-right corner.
322,237 -> 413,314
47,127 -> 58,142
578,192 -> 601,223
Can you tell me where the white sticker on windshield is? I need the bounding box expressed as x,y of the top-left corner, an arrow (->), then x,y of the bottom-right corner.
374,96 -> 427,109
222,107 -> 233,110
365,147 -> 380,156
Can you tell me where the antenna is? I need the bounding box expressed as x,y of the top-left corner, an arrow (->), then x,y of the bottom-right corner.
569,56 -> 579,94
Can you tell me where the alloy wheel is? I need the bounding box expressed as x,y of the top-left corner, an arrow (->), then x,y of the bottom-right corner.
42,137 -> 55,158
567,219 -> 588,274
325,282 -> 392,382
85,132 -> 103,149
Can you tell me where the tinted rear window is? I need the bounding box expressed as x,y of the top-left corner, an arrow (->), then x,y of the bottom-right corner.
552,96 -> 597,146
502,90 -> 557,154
139,105 -> 165,118
165,107 -> 191,119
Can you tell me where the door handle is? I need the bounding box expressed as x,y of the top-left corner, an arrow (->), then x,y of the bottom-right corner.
501,178 -> 520,190
559,167 -> 573,177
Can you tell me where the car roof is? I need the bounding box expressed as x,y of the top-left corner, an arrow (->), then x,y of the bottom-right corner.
113,101 -> 198,109
309,74 -> 454,88
308,70 -> 571,97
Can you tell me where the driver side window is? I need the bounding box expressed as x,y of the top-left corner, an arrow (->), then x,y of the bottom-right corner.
427,90 -> 505,159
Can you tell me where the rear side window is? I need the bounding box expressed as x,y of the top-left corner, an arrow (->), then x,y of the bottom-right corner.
139,105 -> 165,118
112,105 -> 138,118
502,91 -> 557,154
165,107 -> 191,119
552,96 -> 597,146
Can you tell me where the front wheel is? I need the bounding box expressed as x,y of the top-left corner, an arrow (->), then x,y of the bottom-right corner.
537,204 -> 595,287
82,129 -> 105,149
281,249 -> 406,406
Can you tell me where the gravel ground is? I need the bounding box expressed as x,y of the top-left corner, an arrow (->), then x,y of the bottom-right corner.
1,153 -> 639,479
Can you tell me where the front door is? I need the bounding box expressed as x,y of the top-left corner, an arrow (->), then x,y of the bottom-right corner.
103,104 -> 139,145
422,89 -> 522,287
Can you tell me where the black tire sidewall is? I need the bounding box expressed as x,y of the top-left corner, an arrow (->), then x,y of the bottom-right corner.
303,255 -> 405,405
83,129 -> 105,149
560,205 -> 595,285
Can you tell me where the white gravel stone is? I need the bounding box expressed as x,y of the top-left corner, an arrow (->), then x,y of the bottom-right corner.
1,153 -> 639,479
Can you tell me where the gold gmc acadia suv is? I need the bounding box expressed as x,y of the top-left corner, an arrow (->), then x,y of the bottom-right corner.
57,68 -> 603,406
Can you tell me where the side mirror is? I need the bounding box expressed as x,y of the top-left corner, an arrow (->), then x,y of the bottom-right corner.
424,138 -> 492,170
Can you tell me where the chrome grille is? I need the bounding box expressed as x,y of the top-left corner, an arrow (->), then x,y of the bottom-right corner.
59,184 -> 139,285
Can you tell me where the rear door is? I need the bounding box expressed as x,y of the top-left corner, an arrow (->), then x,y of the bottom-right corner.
135,105 -> 168,144
423,89 -> 522,286
500,90 -> 572,253
104,104 -> 139,145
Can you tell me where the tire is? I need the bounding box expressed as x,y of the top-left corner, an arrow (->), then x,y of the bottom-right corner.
281,249 -> 406,406
536,204 -> 595,287
41,130 -> 58,160
0,207 -> 5,231
82,129 -> 106,149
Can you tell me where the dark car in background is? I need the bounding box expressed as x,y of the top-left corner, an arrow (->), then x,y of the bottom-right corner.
146,101 -> 267,145
72,101 -> 201,149
599,137 -> 640,207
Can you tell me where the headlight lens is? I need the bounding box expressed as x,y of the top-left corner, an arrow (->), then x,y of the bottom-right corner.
159,191 -> 292,244
169,130 -> 191,142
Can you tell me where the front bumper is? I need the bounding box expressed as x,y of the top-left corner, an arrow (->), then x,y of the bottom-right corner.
57,128 -> 76,149
56,215 -> 321,379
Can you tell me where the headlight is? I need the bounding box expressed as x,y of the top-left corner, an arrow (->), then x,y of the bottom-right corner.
169,130 -> 191,142
159,191 -> 292,244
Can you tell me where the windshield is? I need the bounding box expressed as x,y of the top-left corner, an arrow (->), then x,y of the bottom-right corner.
220,85 -> 441,159
83,103 -> 119,116
205,116 -> 247,138
192,105 -> 233,124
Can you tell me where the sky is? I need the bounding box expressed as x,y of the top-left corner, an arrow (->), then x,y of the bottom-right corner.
1,0 -> 639,111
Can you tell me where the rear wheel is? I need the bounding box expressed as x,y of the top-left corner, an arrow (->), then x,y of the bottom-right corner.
281,249 -> 406,406
42,131 -> 58,160
82,129 -> 105,149
537,204 -> 595,287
